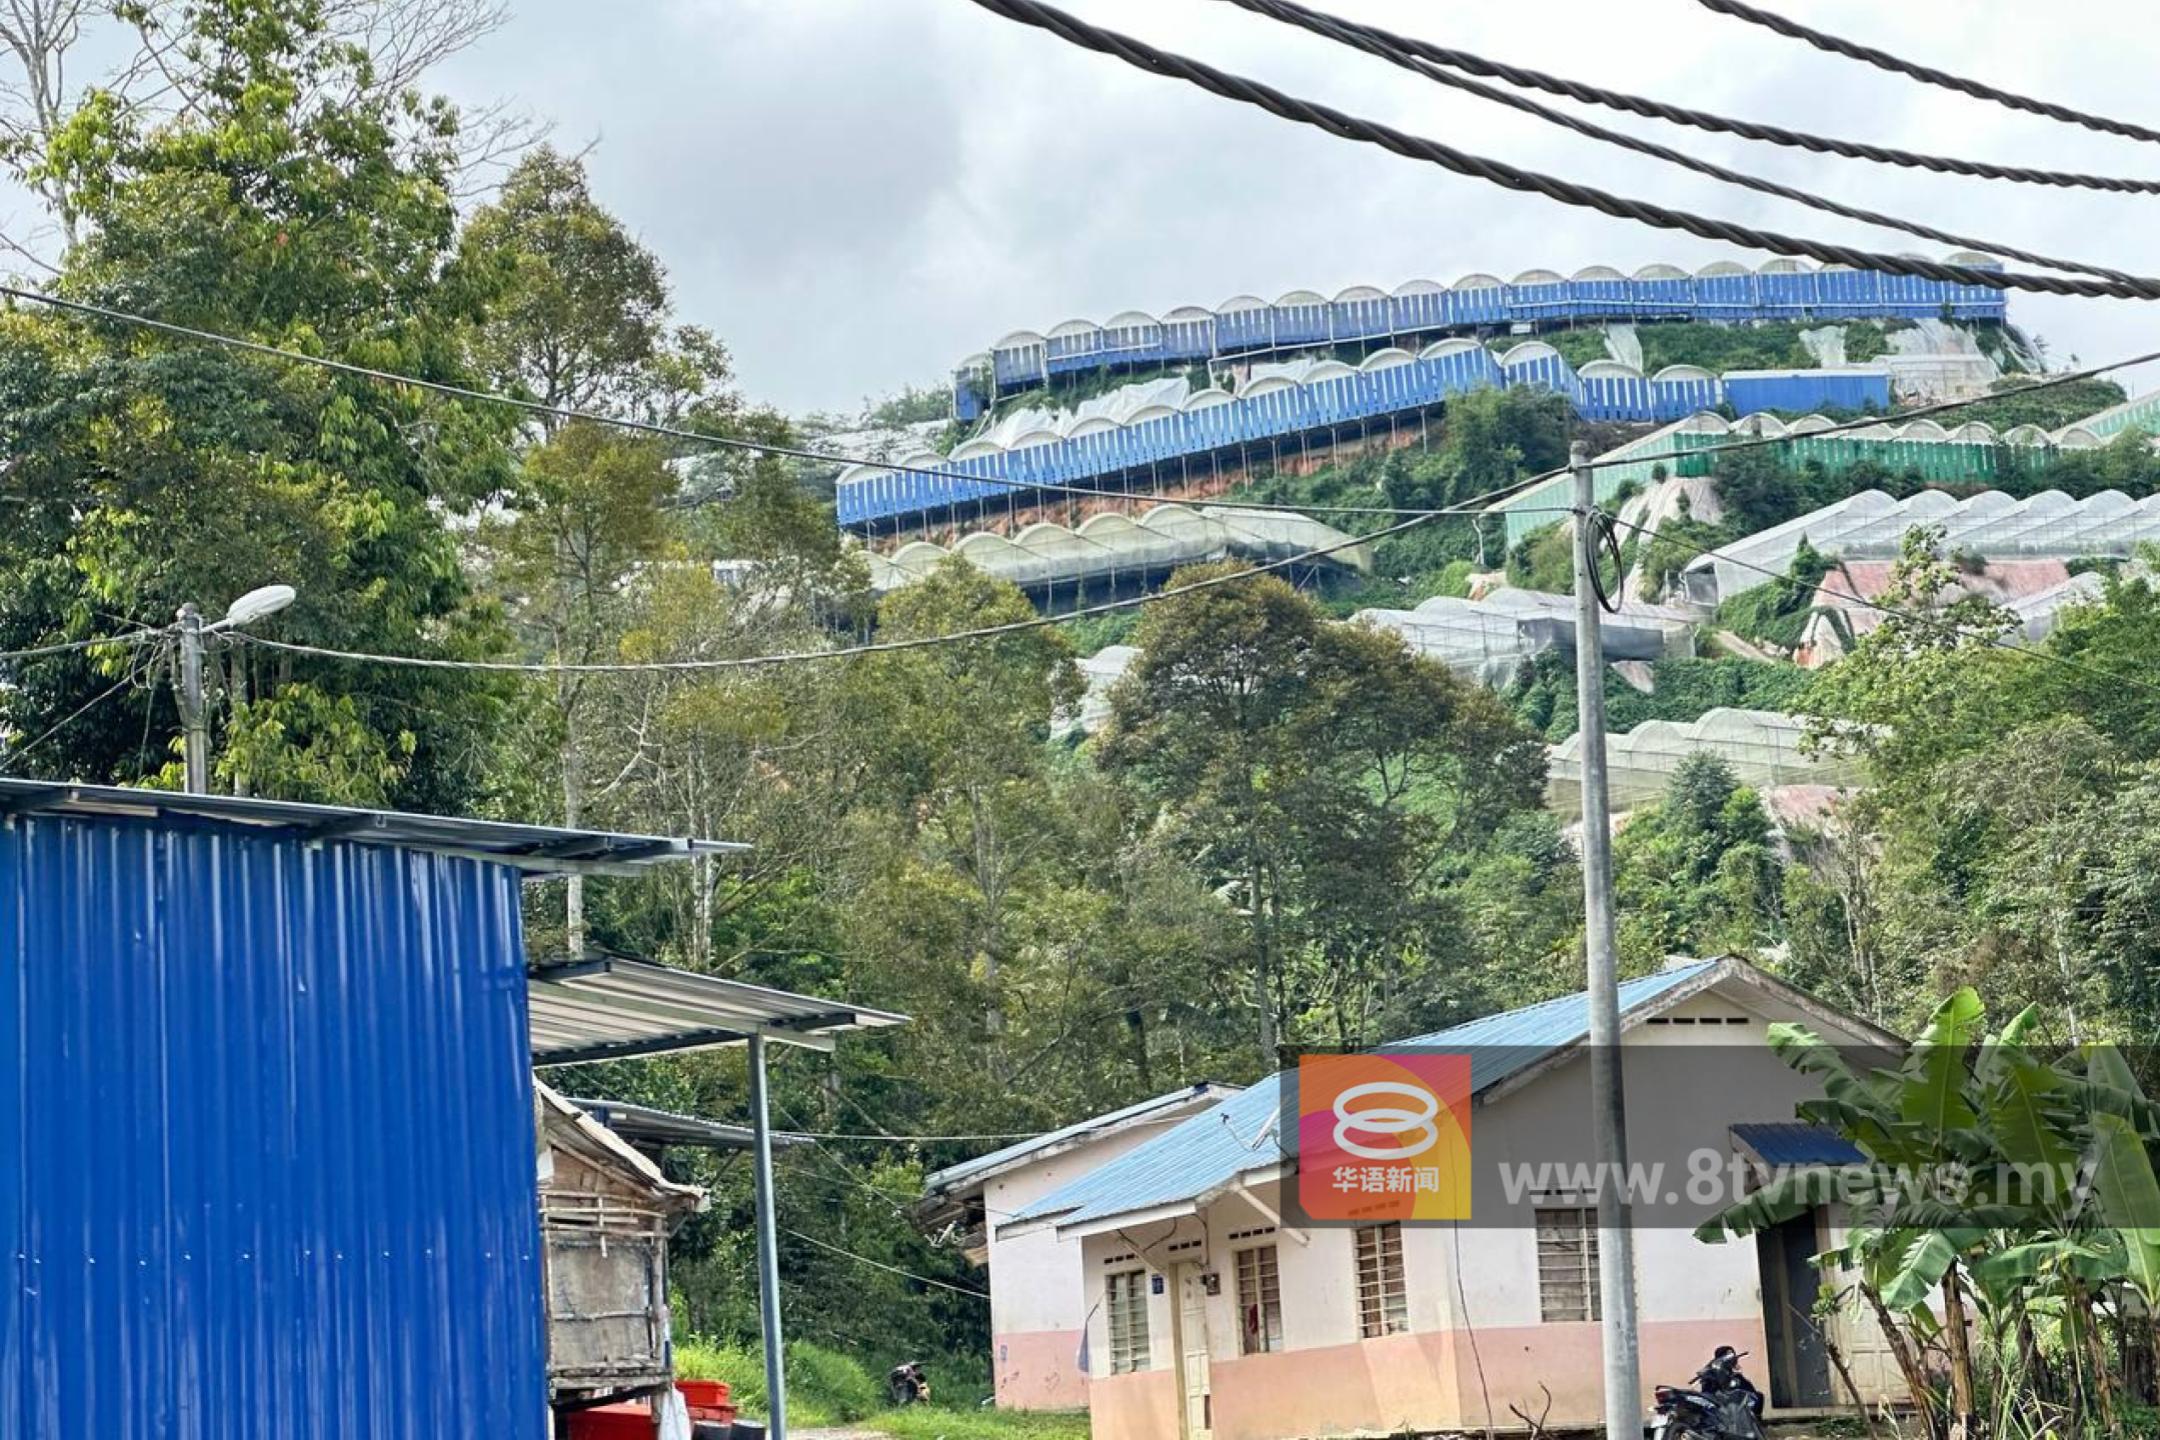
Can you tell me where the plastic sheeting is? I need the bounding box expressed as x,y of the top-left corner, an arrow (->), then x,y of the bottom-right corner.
1493,395 -> 2160,547
843,346 -> 1898,530
1353,588 -> 1693,688
1548,708 -> 1866,817
1682,489 -> 2160,605
1,810 -> 547,1440
863,503 -> 1372,595
959,254 -> 2008,405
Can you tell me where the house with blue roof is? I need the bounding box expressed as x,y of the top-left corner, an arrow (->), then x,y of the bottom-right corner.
922,1082 -> 1243,1410
973,956 -> 1904,1440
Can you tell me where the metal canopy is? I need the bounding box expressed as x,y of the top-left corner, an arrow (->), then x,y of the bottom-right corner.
566,1097 -> 809,1154
527,954 -> 908,1065
0,778 -> 744,877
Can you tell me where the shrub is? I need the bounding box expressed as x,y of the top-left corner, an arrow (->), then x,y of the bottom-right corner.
672,1338 -> 882,1424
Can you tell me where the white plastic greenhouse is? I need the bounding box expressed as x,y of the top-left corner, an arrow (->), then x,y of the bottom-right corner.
1681,489 -> 2160,605
1057,645 -> 1140,738
1547,708 -> 1866,817
1352,588 -> 1694,688
862,503 -> 1372,595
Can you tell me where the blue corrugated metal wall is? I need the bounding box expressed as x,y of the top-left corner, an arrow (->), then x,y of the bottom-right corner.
0,813 -> 546,1440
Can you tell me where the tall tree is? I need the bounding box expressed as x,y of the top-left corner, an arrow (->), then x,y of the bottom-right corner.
0,0 -> 519,808
1102,563 -> 1547,1061
462,145 -> 738,430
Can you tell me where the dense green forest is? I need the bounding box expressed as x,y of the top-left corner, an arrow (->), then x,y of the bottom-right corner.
8,0 -> 2160,1397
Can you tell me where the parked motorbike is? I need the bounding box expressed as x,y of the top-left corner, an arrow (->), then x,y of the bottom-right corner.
886,1361 -> 932,1407
1651,1346 -> 1765,1440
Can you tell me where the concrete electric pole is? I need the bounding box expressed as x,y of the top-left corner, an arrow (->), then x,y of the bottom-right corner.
174,585 -> 297,797
1569,441 -> 1642,1439
177,602 -> 209,795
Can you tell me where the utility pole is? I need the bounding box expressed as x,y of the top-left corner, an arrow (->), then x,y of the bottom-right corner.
178,602 -> 209,795
747,1033 -> 789,1440
1569,441 -> 1642,1439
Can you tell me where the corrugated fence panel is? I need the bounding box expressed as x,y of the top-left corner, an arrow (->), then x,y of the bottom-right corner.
1,813 -> 545,1440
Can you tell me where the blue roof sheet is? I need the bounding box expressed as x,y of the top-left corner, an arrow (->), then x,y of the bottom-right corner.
1013,961 -> 1720,1229
923,1082 -> 1236,1194
1731,1121 -> 1864,1167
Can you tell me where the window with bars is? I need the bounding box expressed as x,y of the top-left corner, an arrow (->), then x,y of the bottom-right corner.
1235,1244 -> 1284,1355
1354,1223 -> 1409,1338
1535,1206 -> 1601,1322
1106,1269 -> 1151,1374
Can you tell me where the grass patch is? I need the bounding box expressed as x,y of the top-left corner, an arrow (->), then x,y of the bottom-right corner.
864,1406 -> 1093,1440
674,1339 -> 882,1426
1932,376 -> 2128,432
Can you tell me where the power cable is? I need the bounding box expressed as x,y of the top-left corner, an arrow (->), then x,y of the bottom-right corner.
1207,9 -> 2160,195
791,1117 -> 1189,1143
1695,0 -> 2160,148
1215,0 -> 2153,288
956,0 -> 2157,299
0,628 -> 164,664
213,344 -> 2160,676
0,652 -> 157,777
225,507 -> 1445,674
780,1227 -> 990,1300
0,280 -> 1497,522
10,276 -> 2146,528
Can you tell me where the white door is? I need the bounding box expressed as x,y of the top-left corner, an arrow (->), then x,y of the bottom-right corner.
1176,1263 -> 1213,1440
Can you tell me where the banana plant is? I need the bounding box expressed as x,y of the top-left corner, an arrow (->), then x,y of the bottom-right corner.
1694,989 -> 2160,1436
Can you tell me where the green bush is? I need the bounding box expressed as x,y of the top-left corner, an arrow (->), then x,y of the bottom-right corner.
673,1338 -> 882,1424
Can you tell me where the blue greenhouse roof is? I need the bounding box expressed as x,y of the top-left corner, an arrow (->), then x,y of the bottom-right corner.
1009,960 -> 1723,1233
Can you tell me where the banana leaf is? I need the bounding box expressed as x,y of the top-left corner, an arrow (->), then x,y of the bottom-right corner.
1694,1166 -> 1844,1243
2087,1111 -> 2160,1304
1899,988 -> 1983,1150
1879,1228 -> 1966,1311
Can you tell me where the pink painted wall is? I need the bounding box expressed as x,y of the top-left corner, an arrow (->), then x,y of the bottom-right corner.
1453,1316 -> 1772,1430
993,1329 -> 1088,1411
1089,1368 -> 1178,1440
1211,1331 -> 1462,1440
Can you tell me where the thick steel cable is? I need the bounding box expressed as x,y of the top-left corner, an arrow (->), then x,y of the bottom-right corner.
1207,8 -> 2160,194
958,0 -> 2156,299
1216,0 -> 2152,288
1696,0 -> 2160,149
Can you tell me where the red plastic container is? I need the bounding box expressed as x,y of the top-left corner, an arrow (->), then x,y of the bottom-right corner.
566,1403 -> 655,1440
676,1380 -> 730,1412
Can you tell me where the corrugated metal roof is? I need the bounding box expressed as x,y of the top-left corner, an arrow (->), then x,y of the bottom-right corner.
0,778 -> 743,876
924,1082 -> 1240,1196
1012,961 -> 1720,1231
1731,1121 -> 1865,1168
565,1097 -> 808,1154
527,955 -> 908,1063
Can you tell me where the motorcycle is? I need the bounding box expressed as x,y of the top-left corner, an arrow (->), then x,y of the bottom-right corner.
886,1361 -> 932,1407
1651,1346 -> 1764,1440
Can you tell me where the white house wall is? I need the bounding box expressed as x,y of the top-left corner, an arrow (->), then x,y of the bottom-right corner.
983,1120 -> 1191,1410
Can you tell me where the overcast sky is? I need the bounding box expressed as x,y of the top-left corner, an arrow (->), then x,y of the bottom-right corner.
17,1 -> 2160,414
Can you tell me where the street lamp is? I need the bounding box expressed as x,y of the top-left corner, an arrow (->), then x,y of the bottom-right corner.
178,584 -> 297,795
